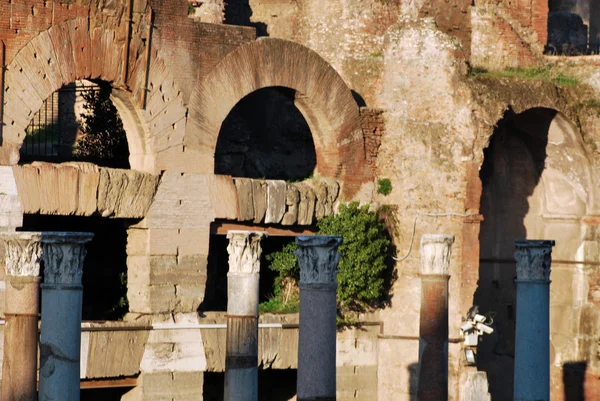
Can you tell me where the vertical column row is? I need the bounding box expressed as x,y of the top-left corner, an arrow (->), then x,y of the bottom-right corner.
0,232 -> 93,401
513,240 -> 555,401
224,231 -> 266,401
295,236 -> 342,401
1,233 -> 42,401
418,234 -> 454,401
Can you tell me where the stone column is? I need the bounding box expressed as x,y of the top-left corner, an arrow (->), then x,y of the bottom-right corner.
417,234 -> 454,401
1,233 -> 43,401
294,235 -> 342,401
224,231 -> 266,401
513,240 -> 555,401
38,232 -> 93,401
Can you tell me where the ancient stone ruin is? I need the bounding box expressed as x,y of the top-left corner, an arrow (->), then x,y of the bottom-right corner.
0,0 -> 599,400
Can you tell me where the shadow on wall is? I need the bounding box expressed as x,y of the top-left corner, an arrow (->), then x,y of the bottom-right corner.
475,107 -> 555,401
408,362 -> 419,400
563,361 -> 587,401
224,0 -> 269,37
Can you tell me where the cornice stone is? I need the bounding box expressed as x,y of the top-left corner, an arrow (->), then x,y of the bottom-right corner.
226,231 -> 267,275
514,240 -> 555,281
41,232 -> 94,285
420,234 -> 455,276
295,236 -> 342,285
1,232 -> 43,277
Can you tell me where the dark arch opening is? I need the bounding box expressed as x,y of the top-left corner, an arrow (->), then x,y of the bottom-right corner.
475,107 -> 555,401
21,214 -> 136,321
19,80 -> 130,168
214,87 -> 316,181
546,0 -> 600,54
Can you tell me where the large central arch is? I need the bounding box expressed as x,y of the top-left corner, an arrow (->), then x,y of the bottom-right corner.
185,38 -> 371,197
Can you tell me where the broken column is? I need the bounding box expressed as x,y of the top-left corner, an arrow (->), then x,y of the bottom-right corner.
417,234 -> 454,401
224,231 -> 266,401
295,235 -> 342,401
1,233 -> 42,401
513,240 -> 555,401
38,232 -> 94,401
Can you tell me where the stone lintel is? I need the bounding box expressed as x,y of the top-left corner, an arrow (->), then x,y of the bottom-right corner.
226,230 -> 267,275
295,235 -> 342,285
1,232 -> 43,277
514,240 -> 555,281
41,232 -> 94,285
420,234 -> 454,276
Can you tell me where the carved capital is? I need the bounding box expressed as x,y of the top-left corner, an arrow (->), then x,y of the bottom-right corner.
41,232 -> 94,285
514,240 -> 555,281
1,232 -> 43,277
226,231 -> 267,275
295,236 -> 342,285
420,234 -> 454,275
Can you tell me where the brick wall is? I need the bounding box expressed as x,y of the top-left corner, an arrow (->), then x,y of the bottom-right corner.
360,107 -> 385,174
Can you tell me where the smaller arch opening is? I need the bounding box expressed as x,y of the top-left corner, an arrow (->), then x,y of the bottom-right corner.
20,80 -> 130,168
214,87 -> 316,181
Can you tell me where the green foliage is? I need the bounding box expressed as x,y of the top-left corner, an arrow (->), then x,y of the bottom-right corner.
261,242 -> 301,313
188,3 -> 195,15
266,242 -> 300,284
467,65 -> 579,87
259,293 -> 299,314
318,202 -> 391,310
377,178 -> 392,196
260,202 -> 392,317
73,83 -> 130,168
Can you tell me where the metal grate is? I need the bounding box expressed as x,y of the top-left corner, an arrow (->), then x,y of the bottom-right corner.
20,82 -> 100,162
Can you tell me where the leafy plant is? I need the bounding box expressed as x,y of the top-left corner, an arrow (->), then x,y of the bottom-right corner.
377,178 -> 392,196
188,3 -> 195,15
73,82 -> 130,168
260,202 -> 392,317
318,202 -> 391,310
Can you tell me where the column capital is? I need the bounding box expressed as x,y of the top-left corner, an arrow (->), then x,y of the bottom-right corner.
226,231 -> 267,275
295,235 -> 342,285
1,232 -> 43,277
41,232 -> 94,285
420,234 -> 454,275
514,240 -> 555,281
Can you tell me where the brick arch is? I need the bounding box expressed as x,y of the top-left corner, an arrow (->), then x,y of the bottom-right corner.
186,38 -> 371,197
1,17 -> 186,173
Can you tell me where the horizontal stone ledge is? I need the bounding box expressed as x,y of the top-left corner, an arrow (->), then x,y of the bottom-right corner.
13,162 -> 160,218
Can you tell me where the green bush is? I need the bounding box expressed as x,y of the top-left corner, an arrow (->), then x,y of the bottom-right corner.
377,178 -> 392,196
261,202 -> 391,315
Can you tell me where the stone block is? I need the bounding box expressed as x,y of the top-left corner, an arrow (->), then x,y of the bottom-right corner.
127,229 -> 149,256
206,174 -> 239,220
134,372 -> 204,401
265,180 -> 286,224
144,172 -> 214,229
281,184 -> 300,225
148,229 -> 180,256
127,283 -> 177,314
97,168 -> 159,218
57,164 -> 80,214
178,229 -> 211,256
252,180 -> 267,223
461,372 -> 491,401
13,165 -> 40,214
235,178 -> 254,221
83,323 -> 149,379
296,183 -> 316,225
37,163 -> 60,214
63,162 -> 100,216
